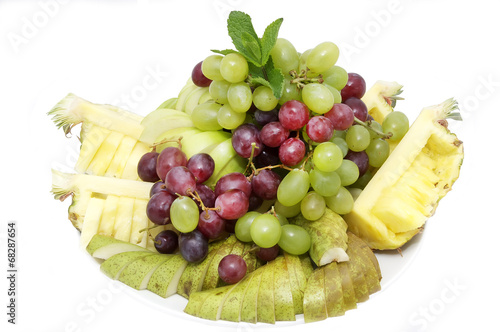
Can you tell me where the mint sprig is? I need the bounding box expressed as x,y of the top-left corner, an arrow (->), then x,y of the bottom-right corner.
212,11 -> 285,99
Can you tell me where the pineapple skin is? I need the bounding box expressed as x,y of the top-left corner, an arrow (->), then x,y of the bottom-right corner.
344,99 -> 464,250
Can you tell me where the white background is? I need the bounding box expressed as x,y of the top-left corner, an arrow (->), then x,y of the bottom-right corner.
1,0 -> 498,331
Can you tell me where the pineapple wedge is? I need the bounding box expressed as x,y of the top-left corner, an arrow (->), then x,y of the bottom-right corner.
51,169 -> 153,231
49,93 -> 150,179
362,80 -> 403,124
362,81 -> 404,152
344,99 -> 463,250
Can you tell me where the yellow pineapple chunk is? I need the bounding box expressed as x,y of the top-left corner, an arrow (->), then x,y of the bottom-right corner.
344,99 -> 463,250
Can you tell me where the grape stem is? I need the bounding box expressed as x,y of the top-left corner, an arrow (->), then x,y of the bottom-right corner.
188,190 -> 210,218
289,69 -> 324,89
139,224 -> 162,234
352,117 -> 393,139
151,136 -> 183,150
244,142 -> 260,175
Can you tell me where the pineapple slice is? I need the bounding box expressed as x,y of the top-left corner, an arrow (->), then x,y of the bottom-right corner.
49,94 -> 150,179
362,80 -> 403,124
344,99 -> 463,250
362,81 -> 404,152
52,169 -> 153,231
48,93 -> 144,139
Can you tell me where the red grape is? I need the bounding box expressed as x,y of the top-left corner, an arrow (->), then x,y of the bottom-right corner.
279,137 -> 306,166
340,72 -> 366,100
278,100 -> 310,130
194,184 -> 216,210
325,103 -> 355,131
214,172 -> 252,197
154,230 -> 178,254
344,150 -> 369,176
254,109 -> 279,126
306,116 -> 334,143
218,254 -> 247,284
259,121 -> 290,147
253,146 -> 280,168
197,210 -> 226,239
343,97 -> 368,122
255,244 -> 280,261
165,166 -> 196,196
146,191 -> 176,225
231,123 -> 263,158
251,169 -> 281,200
150,181 -> 167,197
156,147 -> 187,182
187,153 -> 215,184
137,151 -> 160,182
215,189 -> 249,220
191,61 -> 212,87
178,230 -> 208,263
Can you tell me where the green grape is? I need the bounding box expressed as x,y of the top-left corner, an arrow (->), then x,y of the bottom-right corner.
302,83 -> 334,114
220,53 -> 249,83
298,49 -> 312,73
348,187 -> 363,202
324,84 -> 342,104
209,80 -> 230,104
322,65 -> 348,91
279,76 -> 302,104
170,196 -> 199,233
227,82 -> 253,113
307,42 -> 340,74
191,101 -> 223,131
270,38 -> 299,75
300,191 -> 326,221
217,104 -> 246,129
331,137 -> 348,157
335,159 -> 359,186
367,121 -> 382,139
234,211 -> 260,242
201,54 -> 224,81
274,199 -> 301,218
252,85 -> 279,111
382,111 -> 410,141
250,213 -> 282,248
312,142 -> 343,172
366,138 -> 390,167
275,212 -> 289,226
351,169 -> 373,189
277,169 -> 310,206
346,125 -> 371,152
278,224 -> 311,255
324,186 -> 354,215
309,168 -> 341,197
333,129 -> 347,139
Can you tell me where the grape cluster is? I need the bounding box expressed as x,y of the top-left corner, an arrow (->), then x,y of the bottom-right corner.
138,37 -> 412,270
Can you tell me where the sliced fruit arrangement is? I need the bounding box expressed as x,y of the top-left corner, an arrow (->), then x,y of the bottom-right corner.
49,10 -> 464,325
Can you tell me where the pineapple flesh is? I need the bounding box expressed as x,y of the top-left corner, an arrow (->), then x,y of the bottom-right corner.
344,99 -> 463,250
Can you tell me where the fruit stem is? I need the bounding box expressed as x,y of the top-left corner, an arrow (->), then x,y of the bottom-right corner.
152,136 -> 183,150
301,152 -> 313,171
139,224 -> 162,234
353,117 -> 393,139
189,190 -> 209,215
244,142 -> 260,175
289,69 -> 324,89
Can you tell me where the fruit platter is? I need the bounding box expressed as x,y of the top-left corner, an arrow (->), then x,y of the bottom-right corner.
49,11 -> 463,324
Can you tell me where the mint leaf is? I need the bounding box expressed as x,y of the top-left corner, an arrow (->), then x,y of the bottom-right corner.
260,18 -> 283,66
248,59 -> 284,99
241,32 -> 262,66
227,11 -> 261,64
211,49 -> 237,56
264,57 -> 285,99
